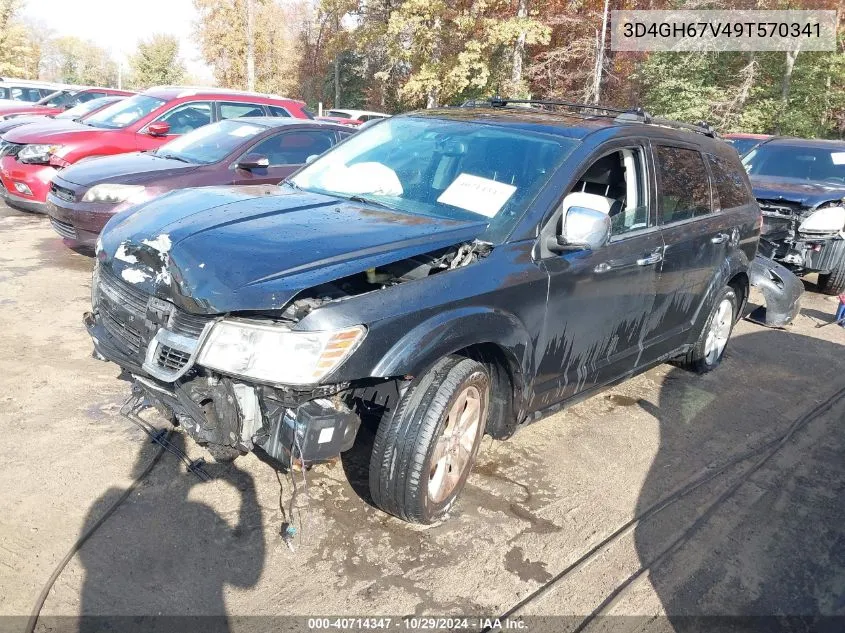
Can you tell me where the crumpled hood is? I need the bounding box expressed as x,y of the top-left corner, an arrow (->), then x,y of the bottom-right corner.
98,186 -> 488,314
59,151 -> 197,186
3,119 -> 93,143
751,175 -> 845,209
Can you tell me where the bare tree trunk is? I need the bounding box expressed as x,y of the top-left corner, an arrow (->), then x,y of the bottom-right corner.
510,0 -> 529,93
246,0 -> 255,91
334,55 -> 341,107
590,0 -> 610,104
776,49 -> 799,135
426,16 -> 442,108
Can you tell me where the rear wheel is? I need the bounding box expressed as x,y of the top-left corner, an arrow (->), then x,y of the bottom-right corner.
678,286 -> 738,374
369,356 -> 490,523
817,261 -> 845,296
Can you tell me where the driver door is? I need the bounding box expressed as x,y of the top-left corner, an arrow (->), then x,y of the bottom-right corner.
531,143 -> 666,410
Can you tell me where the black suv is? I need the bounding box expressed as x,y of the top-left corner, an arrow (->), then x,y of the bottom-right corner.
85,101 -> 760,524
744,137 -> 845,295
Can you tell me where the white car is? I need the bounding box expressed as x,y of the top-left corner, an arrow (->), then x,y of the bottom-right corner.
324,109 -> 390,124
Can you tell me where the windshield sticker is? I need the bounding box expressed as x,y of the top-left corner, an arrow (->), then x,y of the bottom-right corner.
437,173 -> 517,217
230,125 -> 262,138
831,152 -> 845,165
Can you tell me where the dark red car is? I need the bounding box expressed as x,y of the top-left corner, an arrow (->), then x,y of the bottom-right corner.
0,87 -> 312,213
0,86 -> 134,121
47,117 -> 351,247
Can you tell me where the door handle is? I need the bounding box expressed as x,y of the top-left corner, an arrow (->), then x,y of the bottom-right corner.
711,233 -> 729,244
636,251 -> 663,266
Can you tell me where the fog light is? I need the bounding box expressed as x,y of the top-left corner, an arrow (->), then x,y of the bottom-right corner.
13,182 -> 31,195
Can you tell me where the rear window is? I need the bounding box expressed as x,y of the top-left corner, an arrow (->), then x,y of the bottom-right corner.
655,146 -> 712,223
84,94 -> 166,129
708,154 -> 753,210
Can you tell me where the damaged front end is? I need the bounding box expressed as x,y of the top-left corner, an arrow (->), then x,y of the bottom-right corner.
85,239 -> 489,466
758,199 -> 845,276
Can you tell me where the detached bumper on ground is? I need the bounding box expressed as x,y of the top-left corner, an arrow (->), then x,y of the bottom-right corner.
748,255 -> 804,328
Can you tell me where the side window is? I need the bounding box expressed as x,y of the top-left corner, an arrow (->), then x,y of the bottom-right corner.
157,101 -> 212,134
247,130 -> 337,166
268,105 -> 291,118
220,101 -> 266,120
566,148 -> 649,237
654,146 -> 711,223
707,154 -> 753,210
78,92 -> 105,103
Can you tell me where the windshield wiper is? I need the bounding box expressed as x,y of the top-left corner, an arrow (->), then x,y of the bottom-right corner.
345,194 -> 396,210
155,152 -> 192,164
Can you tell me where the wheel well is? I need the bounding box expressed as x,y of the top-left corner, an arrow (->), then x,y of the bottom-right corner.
728,272 -> 749,315
454,343 -> 521,439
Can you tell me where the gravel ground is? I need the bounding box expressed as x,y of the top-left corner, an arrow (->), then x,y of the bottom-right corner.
0,203 -> 843,632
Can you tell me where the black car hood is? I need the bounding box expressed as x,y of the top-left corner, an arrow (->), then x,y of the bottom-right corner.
60,151 -> 198,187
99,186 -> 489,314
750,175 -> 845,209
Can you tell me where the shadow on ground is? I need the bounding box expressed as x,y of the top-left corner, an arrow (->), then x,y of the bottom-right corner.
634,329 -> 845,629
76,434 -> 264,633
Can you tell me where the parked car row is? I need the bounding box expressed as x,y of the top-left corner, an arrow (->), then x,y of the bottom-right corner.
0,78 -> 69,103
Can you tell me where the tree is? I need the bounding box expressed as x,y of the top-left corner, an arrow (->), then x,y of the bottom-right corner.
128,34 -> 185,89
0,0 -> 41,78
194,0 -> 300,96
40,36 -> 118,86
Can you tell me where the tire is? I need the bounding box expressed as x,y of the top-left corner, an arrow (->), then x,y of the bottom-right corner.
817,262 -> 845,295
369,356 -> 490,523
678,286 -> 738,374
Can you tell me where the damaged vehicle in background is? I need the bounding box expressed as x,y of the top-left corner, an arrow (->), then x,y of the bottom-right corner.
744,137 -> 845,295
87,102 -> 764,524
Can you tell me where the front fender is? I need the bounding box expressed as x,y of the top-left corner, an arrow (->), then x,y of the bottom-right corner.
371,306 -> 533,386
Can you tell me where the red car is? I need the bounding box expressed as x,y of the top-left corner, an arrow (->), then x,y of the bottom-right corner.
0,87 -> 311,213
47,117 -> 351,248
0,86 -> 134,121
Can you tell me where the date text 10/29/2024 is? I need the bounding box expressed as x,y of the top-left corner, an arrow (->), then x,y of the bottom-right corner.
307,617 -> 528,630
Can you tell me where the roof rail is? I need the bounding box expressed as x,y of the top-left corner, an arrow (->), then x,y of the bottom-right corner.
471,97 -> 718,138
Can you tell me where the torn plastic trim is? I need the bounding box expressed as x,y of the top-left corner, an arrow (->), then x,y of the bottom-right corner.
747,255 -> 804,328
273,239 -> 493,324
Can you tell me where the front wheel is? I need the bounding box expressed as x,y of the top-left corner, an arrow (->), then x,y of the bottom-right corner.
817,261 -> 845,296
369,356 -> 490,523
678,286 -> 738,374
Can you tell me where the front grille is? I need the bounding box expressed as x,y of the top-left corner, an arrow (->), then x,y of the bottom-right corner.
157,345 -> 192,371
50,217 -> 77,239
0,141 -> 23,158
50,182 -> 76,203
757,199 -> 804,215
94,264 -> 212,379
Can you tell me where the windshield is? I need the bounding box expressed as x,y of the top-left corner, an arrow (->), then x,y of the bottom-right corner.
727,138 -> 762,157
37,90 -> 78,107
291,116 -> 577,241
743,144 -> 845,184
155,119 -> 267,164
55,97 -> 119,120
84,94 -> 165,129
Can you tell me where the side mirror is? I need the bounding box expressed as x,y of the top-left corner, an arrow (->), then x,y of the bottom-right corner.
147,121 -> 170,137
547,206 -> 611,254
236,153 -> 270,170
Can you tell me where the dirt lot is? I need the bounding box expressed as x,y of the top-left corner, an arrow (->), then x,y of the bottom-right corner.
1,203 -> 844,632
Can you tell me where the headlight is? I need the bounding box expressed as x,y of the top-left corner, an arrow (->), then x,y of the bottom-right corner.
18,143 -> 62,164
83,183 -> 146,204
197,320 -> 366,385
799,206 -> 845,236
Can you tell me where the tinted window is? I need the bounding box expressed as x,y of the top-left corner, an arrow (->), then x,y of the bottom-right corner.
10,88 -> 42,102
743,144 -> 845,183
220,101 -> 266,119
655,146 -> 711,223
39,90 -> 79,107
726,138 -> 760,156
250,130 -> 336,165
156,119 -> 267,164
157,101 -> 212,134
708,154 -> 752,209
268,105 -> 291,118
85,94 -> 166,129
